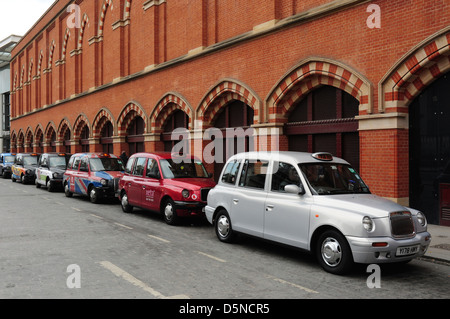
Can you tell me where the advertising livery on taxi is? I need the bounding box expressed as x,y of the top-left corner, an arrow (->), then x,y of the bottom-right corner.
63,153 -> 124,203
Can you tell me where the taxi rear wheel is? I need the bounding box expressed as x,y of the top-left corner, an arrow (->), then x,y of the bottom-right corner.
215,209 -> 235,243
121,192 -> 133,213
162,198 -> 178,225
316,229 -> 353,275
35,179 -> 41,188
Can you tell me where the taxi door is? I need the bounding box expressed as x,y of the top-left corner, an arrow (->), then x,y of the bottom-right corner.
77,156 -> 90,195
141,158 -> 163,211
127,157 -> 147,206
263,161 -> 311,250
230,159 -> 268,238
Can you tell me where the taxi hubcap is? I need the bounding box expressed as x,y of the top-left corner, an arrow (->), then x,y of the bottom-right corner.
321,237 -> 342,267
217,215 -> 230,238
164,203 -> 174,220
121,194 -> 128,207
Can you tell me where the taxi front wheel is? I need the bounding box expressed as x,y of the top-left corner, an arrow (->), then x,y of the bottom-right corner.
316,229 -> 354,275
121,192 -> 133,213
162,198 -> 178,225
89,186 -> 100,204
64,183 -> 73,197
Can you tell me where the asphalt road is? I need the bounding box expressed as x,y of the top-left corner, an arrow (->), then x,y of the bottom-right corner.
0,177 -> 449,302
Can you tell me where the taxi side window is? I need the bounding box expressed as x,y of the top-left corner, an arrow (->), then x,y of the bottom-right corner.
79,157 -> 89,172
271,162 -> 301,192
221,160 -> 241,185
146,158 -> 160,178
238,159 -> 268,189
132,157 -> 146,176
125,157 -> 134,174
67,156 -> 74,169
72,157 -> 81,170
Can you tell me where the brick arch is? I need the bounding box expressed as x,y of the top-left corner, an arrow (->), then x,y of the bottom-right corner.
98,0 -> 114,38
11,131 -> 17,148
25,126 -> 34,146
381,29 -> 450,113
47,40 -> 56,69
151,93 -> 193,133
34,124 -> 44,142
92,108 -> 115,138
44,122 -> 57,143
77,14 -> 90,50
17,130 -> 25,149
37,51 -> 43,77
73,114 -> 91,139
267,58 -> 372,123
61,28 -> 71,61
57,118 -> 72,141
197,79 -> 261,128
117,102 -> 148,136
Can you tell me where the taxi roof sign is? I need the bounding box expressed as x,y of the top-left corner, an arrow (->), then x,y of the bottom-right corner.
312,152 -> 333,161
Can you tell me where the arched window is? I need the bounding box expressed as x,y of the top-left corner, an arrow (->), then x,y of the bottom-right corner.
127,116 -> 145,155
285,86 -> 360,171
100,121 -> 114,154
162,109 -> 189,152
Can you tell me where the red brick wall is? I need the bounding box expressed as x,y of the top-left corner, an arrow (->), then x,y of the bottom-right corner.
8,0 -> 450,200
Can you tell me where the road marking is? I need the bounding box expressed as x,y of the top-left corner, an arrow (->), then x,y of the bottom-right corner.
197,251 -> 226,263
147,234 -> 170,243
55,202 -> 65,206
71,207 -> 82,212
266,275 -> 319,294
90,214 -> 104,220
114,222 -> 133,230
98,261 -> 189,299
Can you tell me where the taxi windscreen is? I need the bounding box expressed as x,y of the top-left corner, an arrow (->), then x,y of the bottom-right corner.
4,156 -> 15,162
299,163 -> 370,195
160,158 -> 209,179
49,156 -> 69,168
23,156 -> 38,166
89,157 -> 124,171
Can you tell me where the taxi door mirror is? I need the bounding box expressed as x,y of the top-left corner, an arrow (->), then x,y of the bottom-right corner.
285,184 -> 306,195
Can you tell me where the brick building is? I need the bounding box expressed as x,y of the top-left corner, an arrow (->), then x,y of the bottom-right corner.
9,0 -> 450,225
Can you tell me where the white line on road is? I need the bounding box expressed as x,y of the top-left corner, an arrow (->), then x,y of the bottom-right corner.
147,234 -> 171,243
197,251 -> 226,263
90,214 -> 104,219
114,222 -> 133,230
98,261 -> 189,299
71,207 -> 82,212
266,275 -> 319,294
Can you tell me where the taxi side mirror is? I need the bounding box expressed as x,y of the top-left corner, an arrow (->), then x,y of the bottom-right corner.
285,184 -> 306,195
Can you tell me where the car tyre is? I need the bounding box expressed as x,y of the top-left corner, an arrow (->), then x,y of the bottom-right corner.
64,182 -> 73,197
316,229 -> 354,275
21,175 -> 26,184
47,179 -> 55,192
35,179 -> 41,188
121,192 -> 133,213
214,209 -> 235,243
162,198 -> 178,225
89,186 -> 100,204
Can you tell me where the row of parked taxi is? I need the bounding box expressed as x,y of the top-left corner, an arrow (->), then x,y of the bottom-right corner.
0,150 -> 432,275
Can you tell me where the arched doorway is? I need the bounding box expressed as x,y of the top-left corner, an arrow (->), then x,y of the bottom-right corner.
211,100 -> 254,181
162,109 -> 189,152
285,86 -> 360,171
127,116 -> 145,155
79,125 -> 90,152
409,72 -> 450,225
100,121 -> 114,154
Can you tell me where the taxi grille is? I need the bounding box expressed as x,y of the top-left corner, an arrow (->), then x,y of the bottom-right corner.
390,211 -> 415,238
201,188 -> 211,202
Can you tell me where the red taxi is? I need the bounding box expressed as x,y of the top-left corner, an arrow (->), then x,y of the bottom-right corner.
118,152 -> 216,225
63,153 -> 125,203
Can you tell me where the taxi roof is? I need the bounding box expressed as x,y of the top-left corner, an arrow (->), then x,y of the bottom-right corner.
227,151 -> 349,165
130,152 -> 200,160
71,152 -> 119,159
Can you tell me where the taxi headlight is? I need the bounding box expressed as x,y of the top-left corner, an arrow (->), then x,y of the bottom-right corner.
417,212 -> 427,227
26,169 -> 32,175
182,189 -> 190,198
362,216 -> 375,232
101,179 -> 108,186
53,172 -> 60,179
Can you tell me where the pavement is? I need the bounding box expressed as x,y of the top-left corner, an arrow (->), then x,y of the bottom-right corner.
423,224 -> 450,263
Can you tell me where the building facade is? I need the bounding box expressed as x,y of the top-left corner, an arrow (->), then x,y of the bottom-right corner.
0,35 -> 20,152
9,0 -> 450,225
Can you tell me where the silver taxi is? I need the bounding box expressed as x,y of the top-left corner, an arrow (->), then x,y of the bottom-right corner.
205,151 -> 431,274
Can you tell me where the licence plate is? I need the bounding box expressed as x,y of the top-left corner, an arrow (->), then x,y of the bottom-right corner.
396,245 -> 420,256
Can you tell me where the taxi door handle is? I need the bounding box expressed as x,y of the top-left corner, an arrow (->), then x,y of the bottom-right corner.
142,185 -> 146,189
233,199 -> 239,204
266,204 -> 274,211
